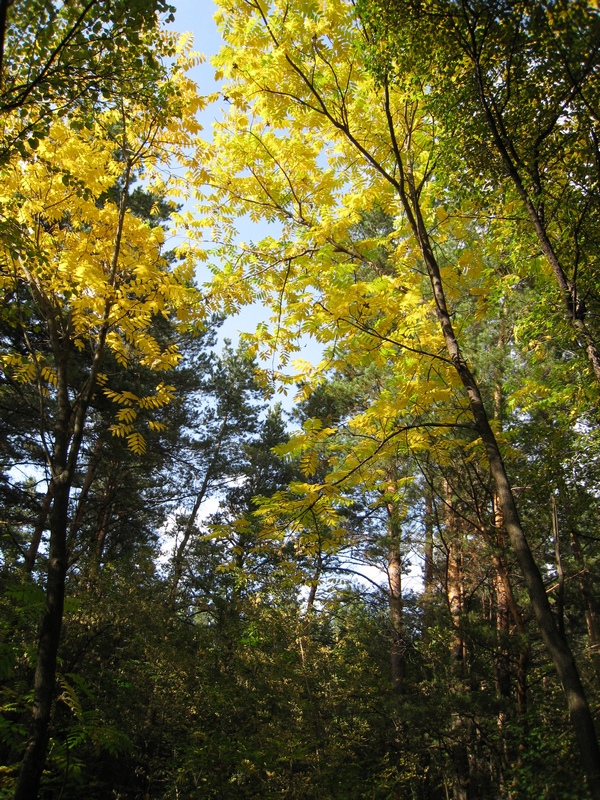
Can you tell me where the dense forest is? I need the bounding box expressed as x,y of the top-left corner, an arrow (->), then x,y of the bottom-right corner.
1,0 -> 600,798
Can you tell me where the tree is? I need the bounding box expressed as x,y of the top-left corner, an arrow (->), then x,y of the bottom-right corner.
0,37 -> 204,794
169,342 -> 274,604
201,0 -> 600,792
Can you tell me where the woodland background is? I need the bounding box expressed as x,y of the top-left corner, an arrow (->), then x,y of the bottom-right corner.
1,1 -> 600,799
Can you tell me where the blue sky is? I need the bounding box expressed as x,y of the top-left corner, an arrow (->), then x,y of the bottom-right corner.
169,0 -> 225,134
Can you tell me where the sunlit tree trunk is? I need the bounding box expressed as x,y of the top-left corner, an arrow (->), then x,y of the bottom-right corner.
388,543 -> 403,693
424,492 -> 434,589
444,481 -> 465,667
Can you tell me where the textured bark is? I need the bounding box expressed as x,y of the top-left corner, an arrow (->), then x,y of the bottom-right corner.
445,481 -> 465,665
494,569 -> 511,700
492,498 -> 511,700
15,484 -> 69,799
386,485 -> 404,693
388,540 -> 404,693
14,345 -> 71,800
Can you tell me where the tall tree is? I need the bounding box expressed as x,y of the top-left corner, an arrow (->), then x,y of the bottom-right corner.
169,342 -> 272,604
201,0 -> 600,792
0,43 -> 204,794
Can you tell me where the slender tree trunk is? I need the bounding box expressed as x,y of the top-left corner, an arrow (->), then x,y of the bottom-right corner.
385,483 -> 405,693
424,490 -> 434,593
494,563 -> 510,790
422,488 -> 435,639
490,540 -> 530,745
95,500 -> 113,562
24,379 -> 102,575
444,481 -> 465,666
67,437 -> 104,548
517,646 -> 529,715
442,482 -> 470,799
14,345 -> 71,800
169,486 -> 206,604
492,499 -> 511,790
15,480 -> 70,800
492,326 -> 511,703
492,500 -> 511,704
494,566 -> 511,700
552,494 -> 566,639
388,532 -> 404,693
170,414 -> 229,605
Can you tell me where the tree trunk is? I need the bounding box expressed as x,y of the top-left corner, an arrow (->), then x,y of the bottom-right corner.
95,502 -> 113,562
517,647 -> 529,722
494,567 -> 511,700
67,437 -> 105,549
386,484 -> 404,693
552,494 -> 566,639
444,481 -> 465,666
388,540 -> 404,693
14,479 -> 69,800
258,38 -> 600,794
492,498 -> 512,701
423,490 -> 434,592
170,414 -> 229,605
14,340 -> 72,800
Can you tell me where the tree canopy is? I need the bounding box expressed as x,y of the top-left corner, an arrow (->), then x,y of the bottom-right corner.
1,1 -> 599,799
